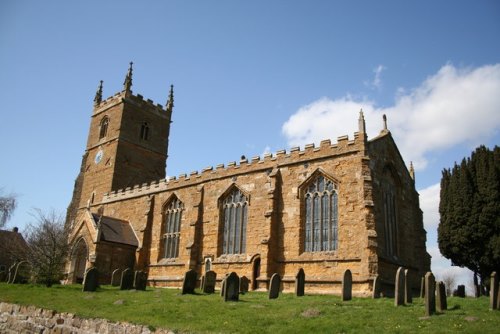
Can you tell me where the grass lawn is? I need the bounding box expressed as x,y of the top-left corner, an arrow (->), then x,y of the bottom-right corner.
0,283 -> 499,333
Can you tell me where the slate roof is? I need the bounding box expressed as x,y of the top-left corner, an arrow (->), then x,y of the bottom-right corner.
91,214 -> 139,247
0,228 -> 29,268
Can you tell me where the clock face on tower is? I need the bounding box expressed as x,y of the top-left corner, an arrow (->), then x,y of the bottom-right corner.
94,149 -> 104,164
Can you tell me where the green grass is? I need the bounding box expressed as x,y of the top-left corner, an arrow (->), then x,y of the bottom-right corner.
1,283 -> 499,333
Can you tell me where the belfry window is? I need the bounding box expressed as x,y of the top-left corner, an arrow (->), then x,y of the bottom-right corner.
162,197 -> 183,259
140,122 -> 149,140
99,117 -> 109,139
304,174 -> 338,252
222,188 -> 248,255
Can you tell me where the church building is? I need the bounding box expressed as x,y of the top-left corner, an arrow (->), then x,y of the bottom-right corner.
65,64 -> 430,296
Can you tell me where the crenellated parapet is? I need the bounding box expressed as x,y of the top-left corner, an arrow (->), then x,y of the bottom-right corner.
92,90 -> 168,119
102,132 -> 365,204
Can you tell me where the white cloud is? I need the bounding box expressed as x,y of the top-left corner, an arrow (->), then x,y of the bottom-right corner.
365,64 -> 386,90
282,63 -> 500,171
418,183 -> 440,230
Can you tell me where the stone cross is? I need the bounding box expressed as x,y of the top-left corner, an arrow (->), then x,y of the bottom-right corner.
404,269 -> 412,304
372,275 -> 381,299
436,281 -> 447,312
224,272 -> 240,302
424,272 -> 436,316
269,273 -> 281,299
182,269 -> 197,294
341,269 -> 352,301
111,269 -> 121,286
82,267 -> 98,292
490,272 -> 498,310
295,268 -> 305,297
120,268 -> 134,290
394,267 -> 405,306
203,270 -> 216,293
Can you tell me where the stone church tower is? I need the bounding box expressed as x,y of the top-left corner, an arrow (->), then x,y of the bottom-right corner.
65,65 -> 430,295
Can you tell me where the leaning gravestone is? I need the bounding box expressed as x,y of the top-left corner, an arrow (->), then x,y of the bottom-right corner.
134,270 -> 147,291
490,272 -> 498,310
454,285 -> 466,298
240,276 -> 249,294
224,272 -> 240,302
182,269 -> 197,294
404,269 -> 412,304
394,267 -> 405,306
372,275 -> 381,299
82,267 -> 99,292
111,269 -> 121,286
220,276 -> 227,297
424,272 -> 436,316
203,270 -> 216,293
420,276 -> 425,298
295,268 -> 305,297
341,269 -> 352,301
269,273 -> 281,299
120,268 -> 134,290
12,261 -> 31,284
436,281 -> 447,312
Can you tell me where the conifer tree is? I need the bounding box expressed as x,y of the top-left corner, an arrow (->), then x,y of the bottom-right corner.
438,145 -> 500,288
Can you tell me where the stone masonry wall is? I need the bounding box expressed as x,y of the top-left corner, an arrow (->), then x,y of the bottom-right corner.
0,302 -> 173,334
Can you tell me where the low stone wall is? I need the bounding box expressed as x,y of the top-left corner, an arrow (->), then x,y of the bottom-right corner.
0,302 -> 174,334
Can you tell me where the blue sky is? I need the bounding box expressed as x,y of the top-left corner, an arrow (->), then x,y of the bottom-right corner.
1,0 -> 499,289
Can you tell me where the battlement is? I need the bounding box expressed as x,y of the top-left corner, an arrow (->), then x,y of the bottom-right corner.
101,132 -> 363,203
93,90 -> 167,116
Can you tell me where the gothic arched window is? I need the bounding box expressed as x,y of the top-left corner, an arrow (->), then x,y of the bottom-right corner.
140,122 -> 149,140
162,197 -> 183,259
221,187 -> 248,254
304,174 -> 338,252
383,168 -> 399,257
99,117 -> 109,139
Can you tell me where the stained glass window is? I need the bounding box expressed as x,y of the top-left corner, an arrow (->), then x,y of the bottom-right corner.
163,197 -> 182,259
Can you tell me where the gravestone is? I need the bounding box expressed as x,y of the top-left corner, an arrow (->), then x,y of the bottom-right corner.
341,270 -> 352,301
220,276 -> 227,297
404,269 -> 412,304
134,270 -> 147,291
420,276 -> 425,298
120,268 -> 134,290
203,270 -> 216,293
7,263 -> 16,283
454,285 -> 465,298
424,272 -> 436,316
0,270 -> 5,282
82,267 -> 99,292
269,273 -> 281,299
436,281 -> 447,312
474,284 -> 481,298
372,275 -> 381,299
182,269 -> 197,294
394,267 -> 405,306
111,269 -> 121,286
224,272 -> 240,302
200,275 -> 205,292
12,261 -> 31,284
295,268 -> 305,297
240,276 -> 249,294
490,272 -> 498,310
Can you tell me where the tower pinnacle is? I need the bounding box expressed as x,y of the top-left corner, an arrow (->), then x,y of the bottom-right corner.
166,84 -> 174,114
123,62 -> 133,92
93,80 -> 103,106
358,109 -> 366,134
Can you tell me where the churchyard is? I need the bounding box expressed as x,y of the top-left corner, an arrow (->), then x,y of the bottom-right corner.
1,281 -> 499,333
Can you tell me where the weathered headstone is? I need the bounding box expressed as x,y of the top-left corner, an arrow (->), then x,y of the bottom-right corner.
269,273 -> 281,299
454,284 -> 465,298
224,272 -> 240,302
7,263 -> 16,283
490,272 -> 498,310
111,269 -> 121,286
82,267 -> 99,292
436,281 -> 447,312
394,267 -> 405,306
372,275 -> 381,299
341,269 -> 352,301
424,272 -> 436,316
240,276 -> 249,294
120,268 -> 134,290
200,275 -> 205,292
420,276 -> 425,298
0,270 -> 5,282
182,269 -> 197,294
12,261 -> 31,284
220,276 -> 227,297
404,269 -> 412,304
203,270 -> 216,293
134,270 -> 147,291
295,268 -> 305,297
